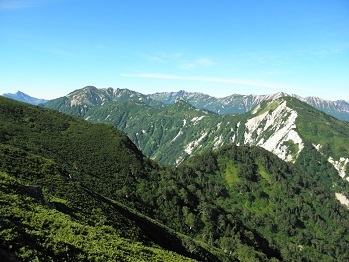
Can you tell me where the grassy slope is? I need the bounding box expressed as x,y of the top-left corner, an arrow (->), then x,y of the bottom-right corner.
2,96 -> 349,261
0,171 -> 193,261
285,97 -> 349,159
0,97 -> 218,261
184,145 -> 349,261
76,100 -> 243,165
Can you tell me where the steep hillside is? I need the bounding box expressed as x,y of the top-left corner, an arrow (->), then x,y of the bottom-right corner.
244,97 -> 349,181
182,145 -> 349,261
0,97 -> 217,261
0,170 -> 192,261
149,90 -> 349,121
80,98 -> 242,165
45,87 -> 349,184
1,96 -> 349,261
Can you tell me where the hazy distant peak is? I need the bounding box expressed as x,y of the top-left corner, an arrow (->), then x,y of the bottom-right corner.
2,90 -> 48,105
148,90 -> 349,121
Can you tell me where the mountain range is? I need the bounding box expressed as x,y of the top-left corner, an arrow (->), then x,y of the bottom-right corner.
44,87 -> 349,184
1,95 -> 349,261
3,88 -> 349,121
2,91 -> 48,105
149,90 -> 349,122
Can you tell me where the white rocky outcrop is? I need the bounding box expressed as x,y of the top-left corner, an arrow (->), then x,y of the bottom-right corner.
185,132 -> 208,155
328,157 -> 349,181
191,116 -> 205,125
243,100 -> 304,162
335,193 -> 349,208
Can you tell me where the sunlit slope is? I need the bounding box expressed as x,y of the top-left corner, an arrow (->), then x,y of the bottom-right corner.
1,96 -> 349,261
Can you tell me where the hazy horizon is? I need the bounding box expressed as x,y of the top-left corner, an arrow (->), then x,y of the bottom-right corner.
1,0 -> 348,100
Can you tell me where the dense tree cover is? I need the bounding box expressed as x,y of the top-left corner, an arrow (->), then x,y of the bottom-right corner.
45,90 -> 349,178
0,140 -> 218,261
146,144 -> 349,261
46,94 -> 244,165
0,172 -> 193,261
286,97 -> 349,160
0,97 -> 223,260
1,96 -> 349,261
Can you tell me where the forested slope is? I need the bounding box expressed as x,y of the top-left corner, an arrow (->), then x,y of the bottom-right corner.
44,88 -> 349,186
0,97 -> 214,261
1,96 -> 349,261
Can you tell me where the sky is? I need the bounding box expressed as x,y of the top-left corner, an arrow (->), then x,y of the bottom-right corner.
1,0 -> 349,100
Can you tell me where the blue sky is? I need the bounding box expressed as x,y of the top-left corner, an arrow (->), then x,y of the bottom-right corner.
1,0 -> 348,100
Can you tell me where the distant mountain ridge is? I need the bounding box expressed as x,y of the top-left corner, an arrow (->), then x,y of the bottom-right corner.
2,91 -> 48,105
67,86 -> 163,108
45,87 -> 349,185
44,86 -> 164,117
2,95 -> 349,261
148,90 -> 349,121
4,88 -> 349,121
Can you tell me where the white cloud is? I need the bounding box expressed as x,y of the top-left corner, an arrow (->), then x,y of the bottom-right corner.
142,52 -> 182,63
179,58 -> 215,69
195,58 -> 215,67
121,73 -> 312,92
142,52 -> 215,69
179,63 -> 196,69
312,42 -> 349,57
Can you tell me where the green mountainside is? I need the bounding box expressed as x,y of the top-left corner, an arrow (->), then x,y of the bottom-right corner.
80,99 -> 242,165
2,96 -> 349,261
0,97 -> 209,261
45,86 -> 163,116
0,170 -> 192,261
45,87 -> 349,184
243,97 -> 349,170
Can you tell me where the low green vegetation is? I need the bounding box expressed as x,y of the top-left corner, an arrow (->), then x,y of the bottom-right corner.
285,97 -> 349,159
45,88 -> 349,174
1,96 -> 349,261
0,172 -> 192,261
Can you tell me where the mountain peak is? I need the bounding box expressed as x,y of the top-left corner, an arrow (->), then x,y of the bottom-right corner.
83,85 -> 98,91
16,90 -> 26,95
176,90 -> 186,96
2,91 -> 48,105
45,86 -> 164,117
275,91 -> 289,97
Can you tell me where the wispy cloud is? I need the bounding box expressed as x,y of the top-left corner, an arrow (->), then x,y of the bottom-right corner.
141,52 -> 215,69
240,51 -> 279,65
196,58 -> 215,66
121,73 -> 310,92
0,0 -> 48,10
179,58 -> 215,69
141,52 -> 182,63
312,42 -> 349,57
142,54 -> 166,63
